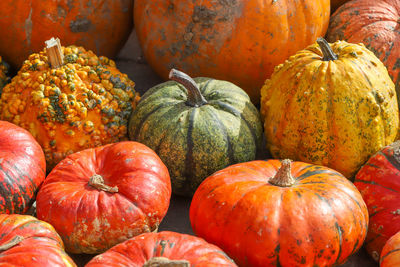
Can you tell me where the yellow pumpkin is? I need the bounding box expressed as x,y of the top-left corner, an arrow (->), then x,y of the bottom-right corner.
0,38 -> 140,170
260,38 -> 399,178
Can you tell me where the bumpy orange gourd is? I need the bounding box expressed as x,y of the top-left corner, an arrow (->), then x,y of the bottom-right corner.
134,0 -> 330,103
0,41 -> 140,170
0,56 -> 9,89
327,0 -> 400,106
260,38 -> 399,178
0,0 -> 133,68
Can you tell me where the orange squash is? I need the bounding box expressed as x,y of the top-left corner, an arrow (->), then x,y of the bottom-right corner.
381,231 -> 400,267
134,0 -> 330,103
0,0 -> 133,68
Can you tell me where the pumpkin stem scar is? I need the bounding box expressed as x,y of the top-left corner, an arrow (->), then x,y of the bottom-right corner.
169,68 -> 208,107
317,37 -> 338,61
0,235 -> 24,251
88,174 -> 118,193
45,37 -> 64,68
269,159 -> 296,187
143,257 -> 190,267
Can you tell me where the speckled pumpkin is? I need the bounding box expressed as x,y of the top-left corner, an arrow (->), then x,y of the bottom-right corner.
0,42 -> 140,170
260,38 -> 399,178
0,56 -> 9,89
327,0 -> 400,107
129,69 -> 263,196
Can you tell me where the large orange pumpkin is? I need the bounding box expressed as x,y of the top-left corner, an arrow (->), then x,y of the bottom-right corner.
190,159 -> 369,267
0,0 -> 133,68
134,0 -> 330,103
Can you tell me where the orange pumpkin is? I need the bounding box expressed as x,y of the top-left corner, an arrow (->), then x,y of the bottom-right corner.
381,231 -> 400,267
0,0 -> 133,68
134,0 -> 330,103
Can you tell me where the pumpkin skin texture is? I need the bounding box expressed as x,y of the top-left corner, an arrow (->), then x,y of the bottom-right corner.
134,0 -> 330,103
326,0 -> 400,105
260,39 -> 399,179
0,120 -> 45,214
129,69 -> 263,196
0,44 -> 140,170
190,159 -> 368,267
0,0 -> 133,68
36,141 -> 171,254
86,231 -> 237,266
380,231 -> 400,267
354,141 -> 400,262
0,56 -> 9,89
0,214 -> 76,266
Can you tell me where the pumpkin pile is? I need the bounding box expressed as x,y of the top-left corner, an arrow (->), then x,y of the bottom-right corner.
1,1 -> 400,266
0,38 -> 140,170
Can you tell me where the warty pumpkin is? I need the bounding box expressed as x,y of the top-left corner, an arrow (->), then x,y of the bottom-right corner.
134,0 -> 330,103
380,231 -> 400,267
36,141 -> 171,254
0,214 -> 76,266
129,69 -> 263,196
327,0 -> 400,107
0,38 -> 140,170
190,159 -> 369,267
0,0 -> 133,68
0,56 -> 9,89
0,120 -> 45,214
86,231 -> 237,266
354,141 -> 400,262
260,38 -> 399,178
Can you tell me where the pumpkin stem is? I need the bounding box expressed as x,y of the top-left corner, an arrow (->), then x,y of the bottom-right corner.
45,37 -> 64,68
269,159 -> 296,187
143,257 -> 190,267
88,174 -> 118,193
0,235 -> 24,251
169,69 -> 208,107
317,37 -> 338,61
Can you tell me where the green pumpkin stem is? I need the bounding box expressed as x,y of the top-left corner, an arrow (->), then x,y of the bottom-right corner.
169,69 -> 208,107
45,37 -> 64,69
0,235 -> 24,251
269,159 -> 296,187
89,174 -> 118,193
143,257 -> 190,267
317,37 -> 338,61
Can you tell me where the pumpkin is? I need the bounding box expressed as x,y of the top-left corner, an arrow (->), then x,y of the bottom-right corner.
0,214 -> 76,266
0,56 -> 9,89
190,159 -> 369,267
260,38 -> 399,179
0,120 -> 45,214
129,69 -> 263,196
0,38 -> 140,170
86,231 -> 237,266
380,231 -> 400,267
0,0 -> 133,68
326,0 -> 400,106
36,141 -> 171,254
331,0 -> 351,12
134,0 -> 330,103
354,141 -> 400,262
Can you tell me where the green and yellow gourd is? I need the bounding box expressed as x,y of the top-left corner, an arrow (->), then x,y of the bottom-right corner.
0,56 -> 9,90
129,69 -> 263,196
260,38 -> 399,178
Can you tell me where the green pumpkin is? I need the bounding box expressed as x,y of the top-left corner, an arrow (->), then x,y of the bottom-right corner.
129,69 -> 263,196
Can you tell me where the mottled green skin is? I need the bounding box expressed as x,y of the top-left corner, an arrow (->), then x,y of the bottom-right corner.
129,78 -> 263,196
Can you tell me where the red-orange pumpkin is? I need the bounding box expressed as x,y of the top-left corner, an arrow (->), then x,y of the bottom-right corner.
0,120 -> 45,214
327,0 -> 400,104
380,231 -> 400,267
134,0 -> 330,103
0,214 -> 76,266
354,141 -> 400,261
86,231 -> 237,266
0,0 -> 133,68
36,141 -> 171,254
190,159 -> 368,267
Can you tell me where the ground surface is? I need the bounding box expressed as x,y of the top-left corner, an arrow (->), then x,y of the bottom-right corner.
70,29 -> 378,267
